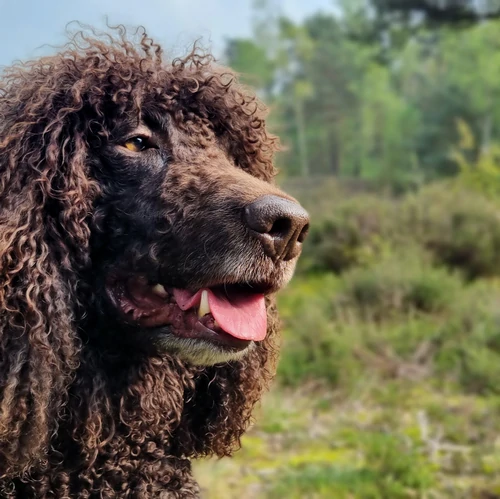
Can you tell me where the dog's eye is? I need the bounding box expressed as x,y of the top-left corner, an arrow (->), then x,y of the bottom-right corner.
123,136 -> 150,152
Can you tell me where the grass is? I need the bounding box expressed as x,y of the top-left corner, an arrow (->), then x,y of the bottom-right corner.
194,181 -> 500,498
194,382 -> 500,498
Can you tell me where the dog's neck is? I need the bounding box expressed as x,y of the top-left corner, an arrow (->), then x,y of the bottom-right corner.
2,331 -> 277,498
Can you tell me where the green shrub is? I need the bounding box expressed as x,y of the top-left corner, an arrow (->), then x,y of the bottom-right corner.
280,182 -> 500,393
277,274 -> 373,387
300,181 -> 500,279
301,195 -> 397,273
278,290 -> 362,387
277,269 -> 446,387
434,280 -> 500,394
279,273 -> 500,394
401,183 -> 500,278
357,432 -> 436,495
336,249 -> 462,319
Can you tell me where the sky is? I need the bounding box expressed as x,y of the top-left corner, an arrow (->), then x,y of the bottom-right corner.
0,0 -> 336,67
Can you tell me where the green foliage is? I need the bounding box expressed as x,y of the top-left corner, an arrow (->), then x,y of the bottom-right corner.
268,465 -> 380,499
373,0 -> 500,27
452,119 -> 500,198
268,431 -> 436,498
301,194 -> 395,273
277,273 -> 358,387
277,263 -> 461,388
435,280 -> 500,394
402,184 -> 500,278
357,432 -> 436,493
300,180 -> 500,279
225,39 -> 274,92
268,442 -> 435,499
279,182 -> 500,395
337,250 -> 462,319
226,3 -> 500,187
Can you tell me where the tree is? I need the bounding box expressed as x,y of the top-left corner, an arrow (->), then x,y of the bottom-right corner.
224,0 -> 500,189
373,0 -> 500,25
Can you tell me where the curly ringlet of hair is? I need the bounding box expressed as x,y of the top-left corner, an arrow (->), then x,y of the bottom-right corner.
0,25 -> 281,497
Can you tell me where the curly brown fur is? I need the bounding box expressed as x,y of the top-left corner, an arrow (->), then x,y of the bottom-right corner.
0,26 -> 306,497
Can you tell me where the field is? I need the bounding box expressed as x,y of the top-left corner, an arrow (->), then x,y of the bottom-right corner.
194,179 -> 500,498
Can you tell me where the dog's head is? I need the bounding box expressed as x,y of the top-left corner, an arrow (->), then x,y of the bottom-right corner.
0,29 -> 308,475
91,78 -> 308,366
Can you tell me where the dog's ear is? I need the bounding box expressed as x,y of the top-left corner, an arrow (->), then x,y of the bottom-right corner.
0,111 -> 98,475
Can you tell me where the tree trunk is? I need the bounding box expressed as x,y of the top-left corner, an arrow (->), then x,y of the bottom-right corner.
295,98 -> 310,177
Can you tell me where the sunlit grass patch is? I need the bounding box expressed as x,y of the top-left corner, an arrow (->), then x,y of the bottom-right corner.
195,382 -> 500,498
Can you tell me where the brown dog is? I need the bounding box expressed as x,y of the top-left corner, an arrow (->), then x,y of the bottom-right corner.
0,28 -> 308,497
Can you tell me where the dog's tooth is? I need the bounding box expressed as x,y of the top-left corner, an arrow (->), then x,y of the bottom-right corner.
123,303 -> 134,314
198,290 -> 210,318
213,320 -> 220,328
152,283 -> 168,298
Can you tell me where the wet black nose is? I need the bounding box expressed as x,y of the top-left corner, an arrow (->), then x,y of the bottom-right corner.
243,195 -> 310,261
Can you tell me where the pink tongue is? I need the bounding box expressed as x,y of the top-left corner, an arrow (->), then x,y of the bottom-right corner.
208,288 -> 267,341
172,288 -> 267,341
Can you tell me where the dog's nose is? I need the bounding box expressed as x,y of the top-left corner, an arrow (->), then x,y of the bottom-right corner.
243,195 -> 309,261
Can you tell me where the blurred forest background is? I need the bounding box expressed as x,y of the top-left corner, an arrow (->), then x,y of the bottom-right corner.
193,0 -> 500,497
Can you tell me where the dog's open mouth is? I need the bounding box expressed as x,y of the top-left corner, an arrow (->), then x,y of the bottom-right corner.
106,275 -> 269,349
